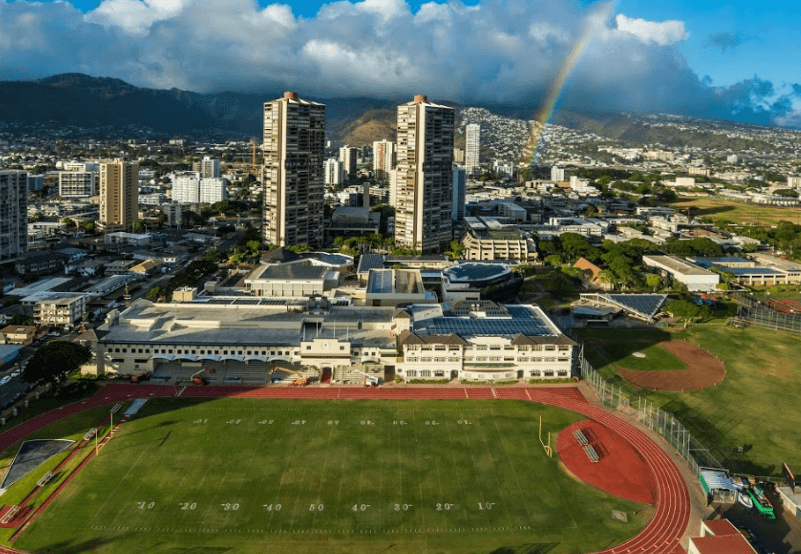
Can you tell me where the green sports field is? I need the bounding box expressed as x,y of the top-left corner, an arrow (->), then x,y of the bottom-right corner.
593,341 -> 687,371
13,398 -> 649,554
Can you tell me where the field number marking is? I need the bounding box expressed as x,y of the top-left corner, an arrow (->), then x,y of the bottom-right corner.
436,503 -> 453,511
263,504 -> 282,511
394,503 -> 412,511
360,420 -> 375,426
193,419 -> 208,424
309,504 -> 324,511
457,420 -> 472,425
478,502 -> 495,510
258,420 -> 274,425
226,419 -> 242,425
327,420 -> 339,425
221,503 -> 240,511
352,504 -> 371,512
291,420 -> 306,425
179,503 -> 197,511
137,502 -> 155,510
426,421 -> 439,426
393,420 -> 407,425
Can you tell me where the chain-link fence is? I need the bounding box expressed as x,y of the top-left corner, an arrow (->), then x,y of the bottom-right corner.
579,351 -> 725,476
730,291 -> 801,335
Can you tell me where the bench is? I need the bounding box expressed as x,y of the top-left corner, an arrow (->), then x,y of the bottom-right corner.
573,429 -> 589,445
583,444 -> 599,463
37,471 -> 54,487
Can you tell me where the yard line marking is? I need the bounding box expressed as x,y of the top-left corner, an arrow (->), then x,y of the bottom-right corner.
525,389 -> 532,401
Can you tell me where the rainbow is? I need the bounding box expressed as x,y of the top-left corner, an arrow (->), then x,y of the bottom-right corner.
527,2 -> 613,165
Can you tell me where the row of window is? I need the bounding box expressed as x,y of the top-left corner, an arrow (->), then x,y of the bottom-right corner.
109,346 -> 295,357
401,369 -> 569,378
406,344 -> 570,352
406,357 -> 570,364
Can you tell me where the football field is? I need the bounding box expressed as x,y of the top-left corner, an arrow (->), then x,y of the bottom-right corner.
16,398 -> 649,554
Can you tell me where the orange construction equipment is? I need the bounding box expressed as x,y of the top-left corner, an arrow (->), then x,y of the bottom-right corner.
273,366 -> 308,386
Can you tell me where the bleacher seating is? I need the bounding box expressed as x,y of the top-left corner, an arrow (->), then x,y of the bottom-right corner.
573,429 -> 589,445
583,444 -> 599,463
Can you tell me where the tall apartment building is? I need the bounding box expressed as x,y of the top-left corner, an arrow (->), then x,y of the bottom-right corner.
551,166 -> 565,182
465,123 -> 480,176
59,171 -> 96,198
0,171 -> 28,261
324,158 -> 344,186
452,167 -> 466,220
394,95 -> 454,253
262,91 -> 325,248
789,176 -> 801,193
99,160 -> 139,231
193,156 -> 221,179
339,146 -> 359,179
373,140 -> 396,181
172,172 -> 227,204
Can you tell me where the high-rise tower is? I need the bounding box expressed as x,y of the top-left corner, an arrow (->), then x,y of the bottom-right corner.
99,160 -> 138,231
465,123 -> 480,176
0,171 -> 28,260
262,91 -> 326,248
394,95 -> 454,253
372,140 -> 396,182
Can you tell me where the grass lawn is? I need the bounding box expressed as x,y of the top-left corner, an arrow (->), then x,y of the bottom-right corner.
580,323 -> 801,476
14,398 -> 649,554
670,197 -> 801,226
593,342 -> 687,371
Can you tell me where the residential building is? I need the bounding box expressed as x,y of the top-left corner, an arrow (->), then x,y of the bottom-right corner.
452,167 -> 466,220
789,175 -> 801,193
0,325 -> 36,345
465,123 -> 480,176
373,140 -> 395,181
0,171 -> 28,261
324,158 -> 344,186
173,172 -> 226,204
172,172 -> 202,203
262,91 -> 326,248
551,166 -> 565,182
394,95 -> 455,253
453,147 -> 465,164
59,171 -> 96,198
29,292 -> 88,329
99,160 -> 138,231
196,156 -> 220,178
339,145 -> 359,179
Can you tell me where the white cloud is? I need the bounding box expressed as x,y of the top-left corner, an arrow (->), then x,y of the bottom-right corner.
614,14 -> 688,46
0,0 -> 795,126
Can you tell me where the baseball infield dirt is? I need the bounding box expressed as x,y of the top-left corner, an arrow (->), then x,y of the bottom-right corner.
618,341 -> 725,391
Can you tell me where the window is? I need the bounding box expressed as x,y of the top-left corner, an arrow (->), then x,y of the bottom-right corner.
406,370 -> 417,377
544,370 -> 554,377
530,371 -> 540,377
434,370 -> 445,377
557,371 -> 568,377
420,370 -> 431,377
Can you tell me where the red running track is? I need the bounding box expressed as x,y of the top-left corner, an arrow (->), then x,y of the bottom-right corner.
0,384 -> 689,554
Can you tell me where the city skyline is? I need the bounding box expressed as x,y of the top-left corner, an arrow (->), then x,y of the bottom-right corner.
0,0 -> 799,129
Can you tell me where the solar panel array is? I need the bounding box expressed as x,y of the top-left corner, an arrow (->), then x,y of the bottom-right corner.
605,294 -> 667,318
203,298 -> 289,306
422,316 -> 552,337
417,306 -> 552,337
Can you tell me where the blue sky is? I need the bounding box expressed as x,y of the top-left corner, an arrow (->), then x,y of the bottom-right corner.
2,0 -> 800,126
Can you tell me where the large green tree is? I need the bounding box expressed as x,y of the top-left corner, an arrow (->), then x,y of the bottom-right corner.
23,341 -> 92,383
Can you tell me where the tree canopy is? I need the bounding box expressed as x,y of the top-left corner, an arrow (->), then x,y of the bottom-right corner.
23,341 -> 92,382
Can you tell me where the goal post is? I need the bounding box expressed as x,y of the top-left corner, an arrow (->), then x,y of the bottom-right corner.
539,415 -> 553,457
